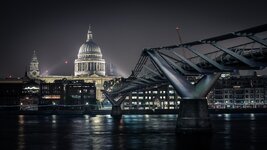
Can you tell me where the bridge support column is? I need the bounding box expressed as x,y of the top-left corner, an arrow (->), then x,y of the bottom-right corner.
176,99 -> 211,134
102,91 -> 126,118
145,49 -> 220,134
111,105 -> 122,118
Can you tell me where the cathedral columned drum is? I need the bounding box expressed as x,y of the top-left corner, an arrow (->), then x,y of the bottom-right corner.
74,26 -> 106,76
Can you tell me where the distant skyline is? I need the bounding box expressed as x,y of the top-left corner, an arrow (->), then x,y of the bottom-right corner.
0,0 -> 266,77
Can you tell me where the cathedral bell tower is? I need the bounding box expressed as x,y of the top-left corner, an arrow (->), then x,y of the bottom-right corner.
28,50 -> 40,78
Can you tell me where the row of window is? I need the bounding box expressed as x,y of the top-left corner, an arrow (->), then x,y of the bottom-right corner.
214,89 -> 265,94
124,101 -> 180,105
132,90 -> 176,95
213,94 -> 265,99
123,107 -> 176,110
126,95 -> 177,100
76,62 -> 105,72
212,100 -> 266,104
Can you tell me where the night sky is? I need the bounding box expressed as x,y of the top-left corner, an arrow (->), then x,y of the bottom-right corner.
0,0 -> 266,77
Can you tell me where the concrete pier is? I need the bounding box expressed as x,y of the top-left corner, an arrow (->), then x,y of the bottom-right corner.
176,99 -> 212,134
111,105 -> 122,118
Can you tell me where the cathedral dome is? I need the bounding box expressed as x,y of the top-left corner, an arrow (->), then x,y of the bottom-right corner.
77,26 -> 102,59
74,25 -> 106,77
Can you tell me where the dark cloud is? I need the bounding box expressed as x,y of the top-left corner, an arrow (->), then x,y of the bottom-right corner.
0,0 -> 266,77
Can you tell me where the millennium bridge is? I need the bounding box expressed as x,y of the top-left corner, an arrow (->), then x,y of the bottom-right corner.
103,24 -> 267,133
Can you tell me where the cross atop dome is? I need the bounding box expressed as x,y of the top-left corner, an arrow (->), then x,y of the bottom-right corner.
87,24 -> 93,41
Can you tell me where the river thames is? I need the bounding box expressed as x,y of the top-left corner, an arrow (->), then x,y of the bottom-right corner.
0,113 -> 266,150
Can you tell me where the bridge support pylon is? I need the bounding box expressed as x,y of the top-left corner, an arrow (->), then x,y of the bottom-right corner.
102,91 -> 126,118
111,105 -> 122,118
176,99 -> 211,134
145,49 -> 220,134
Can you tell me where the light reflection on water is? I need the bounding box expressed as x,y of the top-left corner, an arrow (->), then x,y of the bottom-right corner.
0,113 -> 266,150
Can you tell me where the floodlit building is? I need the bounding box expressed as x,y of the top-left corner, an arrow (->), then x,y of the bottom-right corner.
39,79 -> 97,109
20,80 -> 39,111
122,84 -> 180,110
28,50 -> 40,78
115,74 -> 267,110
0,78 -> 23,110
208,73 -> 267,109
0,74 -> 40,111
28,25 -> 119,101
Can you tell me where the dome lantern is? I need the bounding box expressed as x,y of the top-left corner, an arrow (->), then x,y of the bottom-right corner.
87,25 -> 93,41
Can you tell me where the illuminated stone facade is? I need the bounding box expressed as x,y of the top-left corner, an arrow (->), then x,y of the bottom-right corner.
28,26 -> 117,101
38,75 -> 113,101
28,51 -> 40,78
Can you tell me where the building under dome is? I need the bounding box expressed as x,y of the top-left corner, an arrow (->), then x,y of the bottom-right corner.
74,25 -> 106,76
28,25 -> 119,101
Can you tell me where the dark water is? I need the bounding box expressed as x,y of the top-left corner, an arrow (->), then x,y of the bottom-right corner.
0,113 -> 267,150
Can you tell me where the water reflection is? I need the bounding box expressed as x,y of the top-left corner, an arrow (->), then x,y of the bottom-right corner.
52,115 -> 57,124
0,114 -> 265,150
176,134 -> 212,150
18,115 -> 25,150
18,115 -> 24,125
224,114 -> 231,121
250,113 -> 255,120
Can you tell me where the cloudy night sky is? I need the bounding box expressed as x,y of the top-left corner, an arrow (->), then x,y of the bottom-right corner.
0,0 -> 266,77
